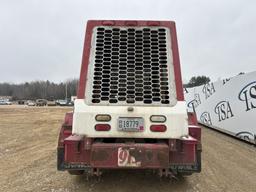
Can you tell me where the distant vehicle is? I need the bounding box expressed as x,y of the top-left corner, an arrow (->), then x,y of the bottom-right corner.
18,100 -> 25,105
0,100 -> 12,105
36,99 -> 47,106
71,96 -> 77,102
27,100 -> 36,106
6,101 -> 12,105
57,100 -> 68,106
67,101 -> 74,106
47,99 -> 57,106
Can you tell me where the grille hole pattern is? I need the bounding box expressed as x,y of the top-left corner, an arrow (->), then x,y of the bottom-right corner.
91,27 -> 170,105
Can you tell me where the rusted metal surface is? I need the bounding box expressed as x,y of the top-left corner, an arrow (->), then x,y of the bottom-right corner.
62,136 -> 199,168
90,143 -> 169,168
169,139 -> 177,151
64,135 -> 90,163
169,137 -> 197,165
84,137 -> 92,150
91,149 -> 113,162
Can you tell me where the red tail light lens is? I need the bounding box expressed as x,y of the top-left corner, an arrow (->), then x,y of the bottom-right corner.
150,125 -> 167,132
95,124 -> 111,131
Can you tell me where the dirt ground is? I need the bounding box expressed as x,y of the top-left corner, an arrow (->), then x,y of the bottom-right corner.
0,106 -> 255,192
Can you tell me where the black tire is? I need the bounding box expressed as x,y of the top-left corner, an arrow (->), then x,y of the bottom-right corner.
68,170 -> 84,175
178,172 -> 192,177
196,150 -> 202,173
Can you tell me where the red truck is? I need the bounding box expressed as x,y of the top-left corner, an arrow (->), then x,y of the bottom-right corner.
57,20 -> 201,177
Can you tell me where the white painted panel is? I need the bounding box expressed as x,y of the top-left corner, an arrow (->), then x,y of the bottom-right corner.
185,71 -> 256,144
72,100 -> 188,139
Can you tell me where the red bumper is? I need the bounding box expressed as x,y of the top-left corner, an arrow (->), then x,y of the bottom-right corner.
61,135 -> 198,169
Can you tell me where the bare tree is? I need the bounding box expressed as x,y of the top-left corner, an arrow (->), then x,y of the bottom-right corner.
0,79 -> 79,100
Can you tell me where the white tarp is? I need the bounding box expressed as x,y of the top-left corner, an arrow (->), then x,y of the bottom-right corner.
184,71 -> 256,144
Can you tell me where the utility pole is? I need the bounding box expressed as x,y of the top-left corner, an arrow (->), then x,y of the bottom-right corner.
65,83 -> 67,100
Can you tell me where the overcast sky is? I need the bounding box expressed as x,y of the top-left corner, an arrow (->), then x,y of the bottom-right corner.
0,0 -> 255,83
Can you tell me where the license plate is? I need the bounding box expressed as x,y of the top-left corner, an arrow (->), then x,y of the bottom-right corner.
118,117 -> 144,132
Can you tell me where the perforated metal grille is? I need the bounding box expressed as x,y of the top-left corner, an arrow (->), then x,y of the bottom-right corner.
89,26 -> 172,105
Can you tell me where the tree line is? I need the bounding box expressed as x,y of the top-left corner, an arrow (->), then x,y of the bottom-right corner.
0,79 -> 78,100
0,75 -> 211,100
184,76 -> 211,88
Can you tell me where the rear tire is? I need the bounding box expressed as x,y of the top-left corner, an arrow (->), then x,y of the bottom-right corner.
68,170 -> 84,175
178,172 -> 192,177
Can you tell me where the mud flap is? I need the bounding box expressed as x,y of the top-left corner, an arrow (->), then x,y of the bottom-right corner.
57,147 -> 65,171
196,149 -> 202,173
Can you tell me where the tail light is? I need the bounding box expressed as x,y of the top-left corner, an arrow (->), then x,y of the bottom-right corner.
95,114 -> 111,121
95,124 -> 111,131
150,125 -> 167,132
150,115 -> 166,123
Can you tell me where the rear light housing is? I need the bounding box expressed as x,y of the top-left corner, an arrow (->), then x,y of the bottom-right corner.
95,124 -> 111,131
150,115 -> 166,123
95,114 -> 111,122
150,125 -> 167,132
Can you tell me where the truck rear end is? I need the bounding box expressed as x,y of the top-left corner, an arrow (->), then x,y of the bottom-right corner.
57,20 -> 201,177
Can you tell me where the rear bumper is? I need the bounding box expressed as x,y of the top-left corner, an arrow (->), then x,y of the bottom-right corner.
89,143 -> 169,168
58,135 -> 201,174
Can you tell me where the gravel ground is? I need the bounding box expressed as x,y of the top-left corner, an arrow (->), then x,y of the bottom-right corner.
0,106 -> 255,192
